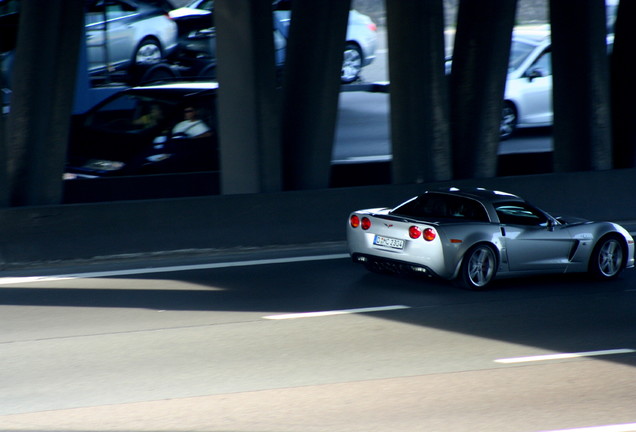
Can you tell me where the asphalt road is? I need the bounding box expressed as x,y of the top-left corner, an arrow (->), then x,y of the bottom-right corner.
1,249 -> 635,431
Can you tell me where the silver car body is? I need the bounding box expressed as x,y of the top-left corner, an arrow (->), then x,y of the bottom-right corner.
444,26 -> 554,137
177,0 -> 377,83
503,25 -> 614,135
273,9 -> 378,79
85,0 -> 178,75
343,9 -> 378,69
504,27 -> 553,130
347,187 -> 634,288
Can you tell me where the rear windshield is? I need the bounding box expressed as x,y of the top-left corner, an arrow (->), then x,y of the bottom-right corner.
390,193 -> 490,222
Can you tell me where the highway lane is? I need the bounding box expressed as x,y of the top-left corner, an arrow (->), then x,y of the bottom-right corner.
1,251 -> 636,431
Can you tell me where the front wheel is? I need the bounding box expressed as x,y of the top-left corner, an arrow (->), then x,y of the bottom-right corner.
500,102 -> 517,140
457,244 -> 498,290
341,43 -> 363,84
589,236 -> 626,280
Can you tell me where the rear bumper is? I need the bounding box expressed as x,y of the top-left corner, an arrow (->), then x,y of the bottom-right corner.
351,253 -> 445,279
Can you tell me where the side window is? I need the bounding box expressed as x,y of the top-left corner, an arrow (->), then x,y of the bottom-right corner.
495,202 -> 548,226
447,198 -> 490,222
528,50 -> 551,77
390,194 -> 490,222
105,1 -> 136,20
86,0 -> 135,24
86,94 -> 138,129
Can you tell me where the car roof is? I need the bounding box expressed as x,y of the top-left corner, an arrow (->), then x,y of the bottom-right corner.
426,187 -> 524,204
123,81 -> 219,99
87,80 -> 218,111
512,25 -> 551,44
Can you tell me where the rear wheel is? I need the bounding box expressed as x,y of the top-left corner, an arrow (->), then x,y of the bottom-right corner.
133,38 -> 163,67
457,244 -> 498,290
589,235 -> 625,280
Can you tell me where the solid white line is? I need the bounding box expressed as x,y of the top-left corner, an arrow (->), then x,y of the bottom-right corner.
495,348 -> 635,364
0,253 -> 350,285
263,305 -> 410,320
539,423 -> 636,432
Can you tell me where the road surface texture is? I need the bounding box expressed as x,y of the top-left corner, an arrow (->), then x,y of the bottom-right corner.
1,247 -> 635,431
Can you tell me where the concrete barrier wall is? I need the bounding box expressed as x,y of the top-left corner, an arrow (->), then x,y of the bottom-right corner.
1,168 -> 635,266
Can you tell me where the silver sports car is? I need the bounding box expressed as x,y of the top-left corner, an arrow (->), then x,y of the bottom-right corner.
347,187 -> 635,290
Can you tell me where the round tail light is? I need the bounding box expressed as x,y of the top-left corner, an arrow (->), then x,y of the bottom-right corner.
361,217 -> 371,230
350,215 -> 360,228
409,226 -> 422,239
423,228 -> 437,241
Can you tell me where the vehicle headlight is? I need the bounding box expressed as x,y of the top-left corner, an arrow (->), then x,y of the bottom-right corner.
84,159 -> 125,171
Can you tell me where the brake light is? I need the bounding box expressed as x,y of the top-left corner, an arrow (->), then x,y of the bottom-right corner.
409,226 -> 421,239
350,215 -> 360,228
361,217 -> 371,230
423,228 -> 436,241
368,23 -> 377,32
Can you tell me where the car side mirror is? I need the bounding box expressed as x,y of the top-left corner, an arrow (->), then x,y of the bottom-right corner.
526,68 -> 545,82
546,217 -> 557,231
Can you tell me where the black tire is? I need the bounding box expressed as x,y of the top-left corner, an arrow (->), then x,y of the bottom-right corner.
341,42 -> 363,84
589,235 -> 626,280
457,244 -> 498,290
198,63 -> 217,79
138,63 -> 176,84
500,101 -> 518,140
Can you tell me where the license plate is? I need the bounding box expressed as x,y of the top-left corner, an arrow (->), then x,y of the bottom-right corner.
373,235 -> 405,250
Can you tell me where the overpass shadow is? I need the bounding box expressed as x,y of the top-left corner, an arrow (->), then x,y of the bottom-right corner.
1,254 -> 635,371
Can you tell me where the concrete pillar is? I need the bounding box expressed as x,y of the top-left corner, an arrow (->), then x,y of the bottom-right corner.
450,0 -> 517,179
610,0 -> 636,168
280,0 -> 351,190
386,0 -> 452,184
216,0 -> 282,194
5,0 -> 84,206
550,0 -> 612,172
0,71 -> 7,207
